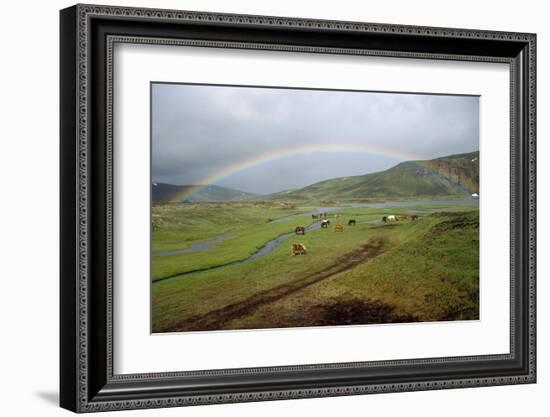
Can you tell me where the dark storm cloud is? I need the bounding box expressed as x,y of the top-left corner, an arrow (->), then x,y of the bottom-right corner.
152,83 -> 479,194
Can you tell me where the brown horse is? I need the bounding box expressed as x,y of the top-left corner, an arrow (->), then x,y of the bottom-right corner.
290,243 -> 307,256
295,226 -> 306,235
396,214 -> 419,221
383,214 -> 417,222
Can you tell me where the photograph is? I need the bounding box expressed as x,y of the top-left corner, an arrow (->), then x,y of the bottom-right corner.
151,83 -> 481,333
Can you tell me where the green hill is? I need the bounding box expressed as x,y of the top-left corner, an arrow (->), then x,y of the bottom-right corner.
152,183 -> 258,203
269,151 -> 479,200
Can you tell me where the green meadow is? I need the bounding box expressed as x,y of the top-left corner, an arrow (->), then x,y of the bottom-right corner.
151,200 -> 479,332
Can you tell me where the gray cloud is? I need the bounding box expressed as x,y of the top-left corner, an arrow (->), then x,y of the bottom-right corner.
152,83 -> 479,194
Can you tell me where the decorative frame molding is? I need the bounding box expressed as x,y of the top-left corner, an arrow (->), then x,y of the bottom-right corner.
60,4 -> 536,413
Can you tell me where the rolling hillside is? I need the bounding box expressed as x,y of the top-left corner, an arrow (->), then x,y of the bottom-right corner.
152,183 -> 258,203
268,151 -> 479,200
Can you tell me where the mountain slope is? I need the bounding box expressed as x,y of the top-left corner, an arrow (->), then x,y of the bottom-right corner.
269,151 -> 479,200
152,183 -> 258,203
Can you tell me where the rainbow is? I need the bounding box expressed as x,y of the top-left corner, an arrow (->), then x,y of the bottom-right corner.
156,143 -> 424,201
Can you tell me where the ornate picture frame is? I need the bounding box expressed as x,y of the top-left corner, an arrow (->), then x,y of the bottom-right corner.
60,4 -> 536,412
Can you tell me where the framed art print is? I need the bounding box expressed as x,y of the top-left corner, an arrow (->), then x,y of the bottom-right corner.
149,83 -> 481,333
60,4 -> 536,412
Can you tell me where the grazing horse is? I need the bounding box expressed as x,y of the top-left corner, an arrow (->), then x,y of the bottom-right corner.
348,219 -> 356,226
395,214 -> 418,221
312,213 -> 319,219
290,243 -> 307,256
396,215 -> 418,221
295,226 -> 306,235
322,212 -> 328,219
334,213 -> 342,219
383,215 -> 397,223
321,219 -> 330,228
333,224 -> 344,232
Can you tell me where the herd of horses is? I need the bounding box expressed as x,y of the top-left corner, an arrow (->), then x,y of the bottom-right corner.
291,213 -> 418,255
294,218 -> 356,235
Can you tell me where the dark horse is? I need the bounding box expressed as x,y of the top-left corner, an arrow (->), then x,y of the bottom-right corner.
295,226 -> 306,235
321,219 -> 330,228
411,215 -> 419,221
348,219 -> 356,226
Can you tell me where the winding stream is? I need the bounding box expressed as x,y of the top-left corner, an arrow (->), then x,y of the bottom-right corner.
153,220 -> 324,283
153,199 -> 478,283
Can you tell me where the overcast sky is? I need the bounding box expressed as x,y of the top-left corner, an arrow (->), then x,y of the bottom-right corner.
152,83 -> 479,195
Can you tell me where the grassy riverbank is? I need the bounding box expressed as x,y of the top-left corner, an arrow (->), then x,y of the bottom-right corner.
151,201 -> 479,332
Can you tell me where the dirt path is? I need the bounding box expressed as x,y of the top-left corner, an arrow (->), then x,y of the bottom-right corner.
165,241 -> 385,332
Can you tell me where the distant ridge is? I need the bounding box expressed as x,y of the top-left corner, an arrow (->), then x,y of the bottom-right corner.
265,151 -> 480,200
152,183 -> 258,203
154,151 -> 479,203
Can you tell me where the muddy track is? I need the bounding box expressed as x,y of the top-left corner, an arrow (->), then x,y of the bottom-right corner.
165,241 -> 385,332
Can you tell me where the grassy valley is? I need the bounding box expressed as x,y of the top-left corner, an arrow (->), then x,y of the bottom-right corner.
151,150 -> 480,332
152,200 -> 479,332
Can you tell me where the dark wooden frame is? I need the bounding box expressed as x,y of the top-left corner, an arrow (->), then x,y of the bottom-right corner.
60,4 -> 536,413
